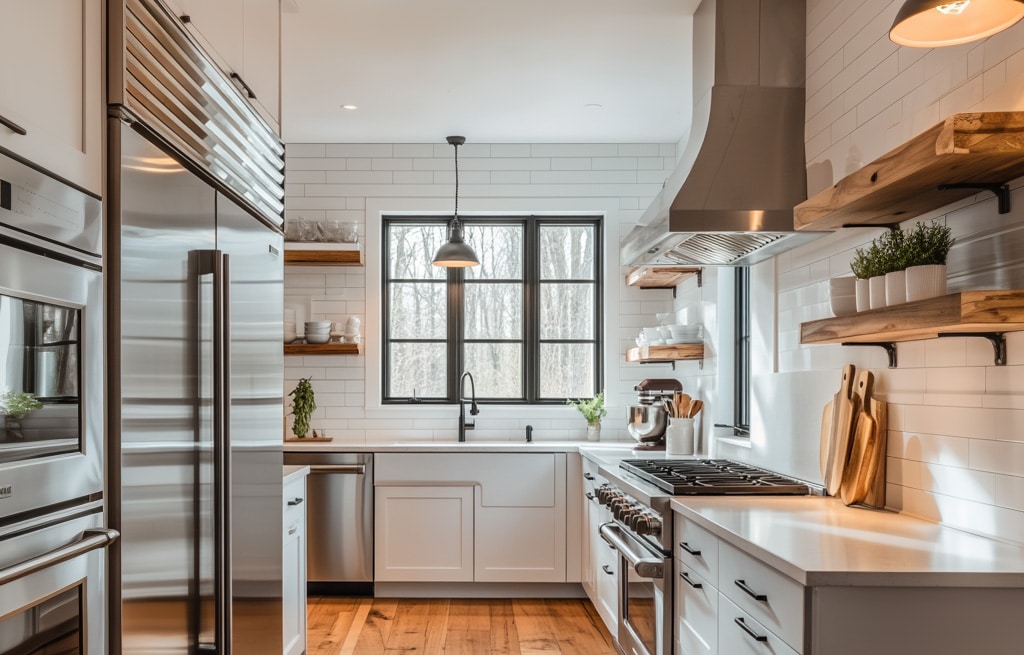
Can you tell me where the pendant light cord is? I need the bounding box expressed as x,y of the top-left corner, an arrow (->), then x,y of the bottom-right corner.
453,140 -> 460,223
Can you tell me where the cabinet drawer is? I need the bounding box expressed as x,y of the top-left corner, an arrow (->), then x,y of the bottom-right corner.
283,476 -> 306,527
675,516 -> 719,585
719,541 -> 804,652
718,595 -> 800,655
675,562 -> 718,655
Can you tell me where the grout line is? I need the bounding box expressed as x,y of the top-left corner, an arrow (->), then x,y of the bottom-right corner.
338,598 -> 373,655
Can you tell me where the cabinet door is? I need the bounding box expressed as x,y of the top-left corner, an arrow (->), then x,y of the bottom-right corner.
282,515 -> 305,655
675,564 -> 718,655
0,0 -> 102,194
589,501 -> 617,632
718,596 -> 799,655
374,486 -> 474,582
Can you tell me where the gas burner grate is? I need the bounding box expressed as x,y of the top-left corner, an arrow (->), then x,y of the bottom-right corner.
619,459 -> 810,495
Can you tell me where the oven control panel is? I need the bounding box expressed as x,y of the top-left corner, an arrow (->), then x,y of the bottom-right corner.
596,484 -> 662,538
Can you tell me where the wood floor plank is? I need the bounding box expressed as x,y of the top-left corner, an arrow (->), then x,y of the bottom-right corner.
384,599 -> 451,653
351,599 -> 398,655
487,599 -> 522,655
307,597 -> 364,655
547,599 -> 617,655
511,599 -> 563,654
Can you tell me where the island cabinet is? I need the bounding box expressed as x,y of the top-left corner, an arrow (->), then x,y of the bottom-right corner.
581,457 -> 617,633
374,453 -> 567,584
673,498 -> 1024,655
0,0 -> 103,195
282,467 -> 308,655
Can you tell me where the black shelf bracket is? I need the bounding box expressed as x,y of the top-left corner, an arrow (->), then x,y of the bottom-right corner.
937,182 -> 1011,214
841,223 -> 902,231
936,332 -> 1008,365
841,342 -> 898,368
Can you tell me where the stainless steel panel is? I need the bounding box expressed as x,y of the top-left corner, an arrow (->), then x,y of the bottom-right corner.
109,0 -> 285,228
116,123 -> 217,654
283,452 -> 374,584
217,194 -> 284,653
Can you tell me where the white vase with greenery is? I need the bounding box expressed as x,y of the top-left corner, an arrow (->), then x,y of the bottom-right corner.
904,221 -> 954,302
567,392 -> 606,442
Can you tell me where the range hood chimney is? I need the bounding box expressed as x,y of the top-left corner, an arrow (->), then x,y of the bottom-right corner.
621,0 -> 821,267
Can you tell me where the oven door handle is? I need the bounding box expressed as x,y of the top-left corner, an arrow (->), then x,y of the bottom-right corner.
599,522 -> 664,579
0,528 -> 119,586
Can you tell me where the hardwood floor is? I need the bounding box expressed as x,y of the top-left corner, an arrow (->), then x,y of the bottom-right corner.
306,597 -> 618,655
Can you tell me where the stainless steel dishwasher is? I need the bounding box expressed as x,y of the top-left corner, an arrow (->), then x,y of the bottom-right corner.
283,452 -> 373,595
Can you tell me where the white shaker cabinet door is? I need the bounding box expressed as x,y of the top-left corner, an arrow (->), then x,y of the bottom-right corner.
374,486 -> 474,582
0,0 -> 102,195
282,473 -> 307,655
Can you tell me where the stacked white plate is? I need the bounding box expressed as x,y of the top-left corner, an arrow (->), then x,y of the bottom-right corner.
284,309 -> 297,343
304,320 -> 332,344
665,324 -> 703,344
829,276 -> 857,316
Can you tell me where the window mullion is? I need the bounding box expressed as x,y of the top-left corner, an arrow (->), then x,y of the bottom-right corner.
448,267 -> 464,403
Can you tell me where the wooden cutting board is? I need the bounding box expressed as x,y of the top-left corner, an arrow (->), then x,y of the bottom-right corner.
824,364 -> 858,496
840,370 -> 888,507
819,398 -> 834,480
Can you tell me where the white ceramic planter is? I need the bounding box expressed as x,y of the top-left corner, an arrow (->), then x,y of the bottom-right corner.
869,275 -> 887,309
855,278 -> 870,312
586,424 -> 601,442
905,264 -> 947,302
885,269 -> 907,306
665,417 -> 694,455
829,276 -> 857,316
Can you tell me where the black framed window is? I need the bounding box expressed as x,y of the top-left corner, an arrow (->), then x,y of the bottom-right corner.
734,267 -> 751,434
383,216 -> 602,403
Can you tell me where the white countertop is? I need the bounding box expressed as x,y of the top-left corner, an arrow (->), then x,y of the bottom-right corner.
282,464 -> 309,483
282,440 -> 637,454
672,495 -> 1024,588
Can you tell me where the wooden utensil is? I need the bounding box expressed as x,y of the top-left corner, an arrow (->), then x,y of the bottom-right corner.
840,370 -> 876,505
687,399 -> 703,418
825,364 -> 859,496
677,393 -> 691,419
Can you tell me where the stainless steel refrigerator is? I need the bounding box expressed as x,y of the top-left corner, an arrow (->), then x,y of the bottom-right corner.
107,1 -> 287,653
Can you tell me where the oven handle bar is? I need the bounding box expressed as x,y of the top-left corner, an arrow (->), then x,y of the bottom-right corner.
0,528 -> 119,586
599,522 -> 664,579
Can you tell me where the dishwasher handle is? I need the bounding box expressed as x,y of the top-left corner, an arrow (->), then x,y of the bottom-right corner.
309,464 -> 366,475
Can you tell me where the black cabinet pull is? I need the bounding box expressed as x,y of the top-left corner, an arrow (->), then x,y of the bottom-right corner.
734,579 -> 767,602
679,571 -> 702,589
0,114 -> 27,136
287,498 -> 304,506
585,492 -> 596,502
230,72 -> 257,99
734,617 -> 768,643
601,564 -> 614,575
583,472 -> 595,480
679,541 -> 701,556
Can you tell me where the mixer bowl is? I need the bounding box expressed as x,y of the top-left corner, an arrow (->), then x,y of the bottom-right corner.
627,403 -> 667,444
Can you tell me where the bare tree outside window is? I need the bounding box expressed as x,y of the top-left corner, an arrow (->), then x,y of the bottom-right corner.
383,217 -> 601,404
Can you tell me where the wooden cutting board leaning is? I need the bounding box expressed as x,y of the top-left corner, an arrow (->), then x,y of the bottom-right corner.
822,364 -> 859,496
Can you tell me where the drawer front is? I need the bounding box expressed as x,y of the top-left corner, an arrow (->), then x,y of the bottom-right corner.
718,595 -> 800,655
675,562 -> 718,655
719,542 -> 804,652
675,516 -> 719,585
283,476 -> 306,528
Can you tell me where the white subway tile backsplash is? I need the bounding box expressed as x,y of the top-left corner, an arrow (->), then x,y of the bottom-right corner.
903,405 -> 996,439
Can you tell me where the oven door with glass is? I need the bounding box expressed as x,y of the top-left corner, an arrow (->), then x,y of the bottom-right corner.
600,521 -> 673,655
0,501 -> 117,654
0,239 -> 103,521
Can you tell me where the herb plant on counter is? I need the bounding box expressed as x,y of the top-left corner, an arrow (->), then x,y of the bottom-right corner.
566,391 -> 607,427
288,377 -> 317,438
0,391 -> 43,419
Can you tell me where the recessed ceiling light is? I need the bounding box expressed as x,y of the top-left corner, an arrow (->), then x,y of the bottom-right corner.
341,104 -> 358,110
584,103 -> 603,109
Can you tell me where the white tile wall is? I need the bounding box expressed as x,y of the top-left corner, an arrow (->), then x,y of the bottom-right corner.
283,143 -> 679,445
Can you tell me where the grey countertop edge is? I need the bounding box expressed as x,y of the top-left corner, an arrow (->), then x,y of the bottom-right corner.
282,440 -> 640,454
670,496 -> 1024,588
283,464 -> 310,482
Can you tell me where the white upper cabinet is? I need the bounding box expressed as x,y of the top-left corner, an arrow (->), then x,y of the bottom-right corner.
0,0 -> 103,195
176,0 -> 281,132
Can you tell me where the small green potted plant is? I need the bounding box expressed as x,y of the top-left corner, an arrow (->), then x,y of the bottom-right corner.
851,239 -> 887,310
288,377 -> 317,438
566,391 -> 607,442
877,228 -> 909,306
903,220 -> 954,302
1,390 -> 44,439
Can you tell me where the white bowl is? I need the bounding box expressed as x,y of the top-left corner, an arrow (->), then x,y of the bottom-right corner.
305,320 -> 332,329
305,333 -> 331,344
830,294 -> 857,316
642,327 -> 661,339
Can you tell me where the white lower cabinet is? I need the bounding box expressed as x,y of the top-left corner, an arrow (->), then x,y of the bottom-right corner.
375,485 -> 474,582
581,457 -> 617,634
718,595 -> 800,655
675,564 -> 717,655
282,472 -> 307,655
374,453 -> 566,584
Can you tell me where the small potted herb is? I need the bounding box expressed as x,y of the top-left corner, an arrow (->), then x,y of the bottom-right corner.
288,377 -> 317,438
1,390 -> 44,440
851,239 -> 888,310
566,391 -> 607,442
877,228 -> 909,306
904,220 -> 954,302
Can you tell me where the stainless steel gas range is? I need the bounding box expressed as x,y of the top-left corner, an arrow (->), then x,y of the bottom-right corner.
595,458 -> 810,655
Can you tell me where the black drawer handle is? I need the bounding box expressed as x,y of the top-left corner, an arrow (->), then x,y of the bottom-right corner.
230,72 -> 257,99
679,571 -> 702,589
735,579 -> 767,602
0,114 -> 27,136
602,564 -> 614,575
585,492 -> 596,502
584,472 -> 595,480
734,617 -> 768,643
679,541 -> 701,556
287,498 -> 304,506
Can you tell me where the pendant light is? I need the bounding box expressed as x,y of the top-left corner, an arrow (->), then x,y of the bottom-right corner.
432,136 -> 480,268
889,0 -> 1024,47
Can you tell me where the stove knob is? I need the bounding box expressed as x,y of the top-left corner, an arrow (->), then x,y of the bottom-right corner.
636,515 -> 662,537
628,514 -> 647,531
617,507 -> 638,522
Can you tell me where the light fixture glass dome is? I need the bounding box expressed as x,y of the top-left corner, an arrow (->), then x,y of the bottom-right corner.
889,0 -> 1024,47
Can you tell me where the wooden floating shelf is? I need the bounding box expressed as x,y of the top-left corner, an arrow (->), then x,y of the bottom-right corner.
284,247 -> 363,266
284,342 -> 360,355
795,112 -> 1024,231
626,343 -> 704,364
625,266 -> 702,289
284,436 -> 333,442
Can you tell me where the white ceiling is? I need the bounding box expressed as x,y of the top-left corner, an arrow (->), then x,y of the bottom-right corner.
280,0 -> 696,144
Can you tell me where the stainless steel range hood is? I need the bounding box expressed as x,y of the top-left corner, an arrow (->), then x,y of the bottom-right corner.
621,0 -> 822,267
